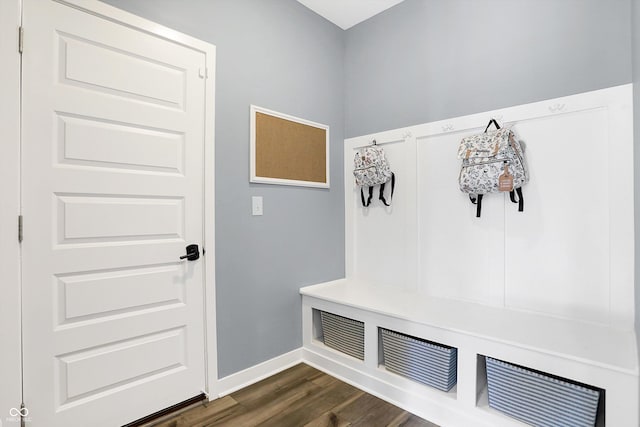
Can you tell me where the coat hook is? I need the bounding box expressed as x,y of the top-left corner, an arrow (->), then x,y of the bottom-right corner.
548,103 -> 566,113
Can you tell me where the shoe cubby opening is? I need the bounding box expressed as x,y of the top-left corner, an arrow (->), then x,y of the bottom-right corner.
378,327 -> 457,393
313,309 -> 365,361
476,354 -> 606,427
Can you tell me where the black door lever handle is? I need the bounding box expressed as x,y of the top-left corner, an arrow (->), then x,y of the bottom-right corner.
180,244 -> 200,261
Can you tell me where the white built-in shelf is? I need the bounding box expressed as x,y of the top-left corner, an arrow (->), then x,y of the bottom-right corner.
301,279 -> 639,374
302,86 -> 638,426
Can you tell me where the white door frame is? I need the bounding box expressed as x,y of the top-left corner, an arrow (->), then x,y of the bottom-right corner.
0,0 -> 23,419
1,0 -> 219,413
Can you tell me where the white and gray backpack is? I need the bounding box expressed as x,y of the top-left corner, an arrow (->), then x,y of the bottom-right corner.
353,143 -> 395,207
457,119 -> 529,217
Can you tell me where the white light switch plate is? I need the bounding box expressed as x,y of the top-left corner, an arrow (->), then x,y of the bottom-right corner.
252,196 -> 263,216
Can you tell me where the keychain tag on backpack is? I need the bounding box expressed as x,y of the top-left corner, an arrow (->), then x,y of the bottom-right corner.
498,163 -> 513,192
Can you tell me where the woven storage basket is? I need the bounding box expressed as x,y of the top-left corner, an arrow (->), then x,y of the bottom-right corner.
486,357 -> 600,427
380,329 -> 457,392
319,311 -> 364,360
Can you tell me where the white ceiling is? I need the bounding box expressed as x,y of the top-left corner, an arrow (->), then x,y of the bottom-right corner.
296,0 -> 406,30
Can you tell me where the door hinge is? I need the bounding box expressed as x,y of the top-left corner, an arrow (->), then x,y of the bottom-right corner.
18,26 -> 24,54
18,215 -> 23,243
9,402 -> 28,427
21,402 -> 28,427
198,67 -> 208,79
20,402 -> 26,427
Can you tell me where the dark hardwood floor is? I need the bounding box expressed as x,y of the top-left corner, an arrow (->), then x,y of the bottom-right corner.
151,363 -> 438,427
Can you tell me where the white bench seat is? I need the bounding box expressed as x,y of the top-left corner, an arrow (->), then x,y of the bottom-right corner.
301,279 -> 638,374
301,279 -> 639,427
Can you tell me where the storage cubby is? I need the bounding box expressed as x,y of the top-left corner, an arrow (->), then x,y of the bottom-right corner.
316,310 -> 364,360
477,354 -> 605,427
379,328 -> 457,392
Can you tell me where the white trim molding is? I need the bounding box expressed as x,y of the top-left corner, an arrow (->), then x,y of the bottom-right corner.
216,348 -> 303,398
202,39 -> 218,402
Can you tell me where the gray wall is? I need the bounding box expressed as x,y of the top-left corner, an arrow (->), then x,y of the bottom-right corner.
100,0 -> 345,377
345,0 -> 632,138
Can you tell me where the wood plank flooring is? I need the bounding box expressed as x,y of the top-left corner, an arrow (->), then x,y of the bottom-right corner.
151,364 -> 439,427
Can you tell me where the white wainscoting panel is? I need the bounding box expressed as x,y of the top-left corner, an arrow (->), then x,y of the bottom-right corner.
504,111 -> 611,323
344,84 -> 634,329
417,131 -> 505,306
346,134 -> 418,291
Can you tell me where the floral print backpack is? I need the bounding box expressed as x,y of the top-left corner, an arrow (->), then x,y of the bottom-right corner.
353,143 -> 395,207
457,119 -> 529,217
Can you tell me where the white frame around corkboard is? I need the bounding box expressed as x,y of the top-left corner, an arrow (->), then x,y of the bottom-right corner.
250,105 -> 330,188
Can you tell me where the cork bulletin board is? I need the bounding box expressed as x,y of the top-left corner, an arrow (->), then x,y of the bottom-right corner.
250,105 -> 330,188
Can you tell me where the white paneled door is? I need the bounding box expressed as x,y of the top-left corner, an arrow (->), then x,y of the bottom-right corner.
21,1 -> 211,426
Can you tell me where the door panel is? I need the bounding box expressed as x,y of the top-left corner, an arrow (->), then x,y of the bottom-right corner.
57,263 -> 185,324
57,328 -> 186,407
57,194 -> 184,243
22,1 -> 207,425
58,114 -> 185,174
60,35 -> 186,108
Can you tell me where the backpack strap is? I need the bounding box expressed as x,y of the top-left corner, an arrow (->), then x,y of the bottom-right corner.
484,119 -> 501,133
516,187 -> 524,212
379,173 -> 395,206
360,186 -> 374,207
469,194 -> 483,218
509,188 -> 525,212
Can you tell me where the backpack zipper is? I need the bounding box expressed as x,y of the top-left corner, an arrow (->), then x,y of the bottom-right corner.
462,159 -> 509,167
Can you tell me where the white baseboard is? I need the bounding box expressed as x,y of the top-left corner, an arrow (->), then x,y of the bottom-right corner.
215,348 -> 303,398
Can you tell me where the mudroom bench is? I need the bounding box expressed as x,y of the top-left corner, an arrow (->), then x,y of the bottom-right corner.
305,86 -> 640,426
301,279 -> 639,427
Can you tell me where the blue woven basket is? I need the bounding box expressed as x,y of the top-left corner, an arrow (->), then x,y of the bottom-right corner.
381,329 -> 457,392
486,357 -> 600,427
320,311 -> 365,360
